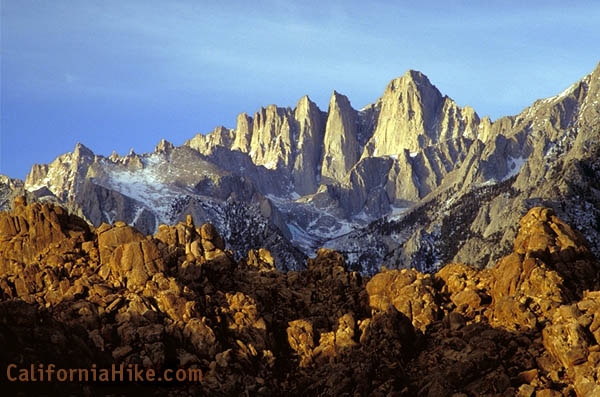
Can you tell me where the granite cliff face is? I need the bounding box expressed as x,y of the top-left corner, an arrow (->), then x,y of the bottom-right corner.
320,91 -> 361,184
7,62 -> 600,273
292,96 -> 326,195
1,199 -> 599,395
362,70 -> 479,158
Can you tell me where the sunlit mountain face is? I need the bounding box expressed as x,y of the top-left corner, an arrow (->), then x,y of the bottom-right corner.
4,63 -> 599,275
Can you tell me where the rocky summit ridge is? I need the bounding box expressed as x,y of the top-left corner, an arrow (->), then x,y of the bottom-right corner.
1,197 -> 599,395
2,62 -> 600,273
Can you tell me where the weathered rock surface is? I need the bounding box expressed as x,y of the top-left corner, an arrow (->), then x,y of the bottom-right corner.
367,268 -> 440,331
320,91 -> 361,184
362,70 -> 479,157
1,199 -> 598,395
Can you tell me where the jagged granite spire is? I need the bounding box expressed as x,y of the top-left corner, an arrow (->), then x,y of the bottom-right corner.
320,91 -> 360,184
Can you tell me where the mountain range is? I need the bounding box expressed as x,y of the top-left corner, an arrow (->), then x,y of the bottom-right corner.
2,62 -> 599,273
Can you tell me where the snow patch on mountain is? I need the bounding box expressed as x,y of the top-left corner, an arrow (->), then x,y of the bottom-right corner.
388,206 -> 409,221
542,81 -> 579,103
97,156 -> 189,226
503,156 -> 526,181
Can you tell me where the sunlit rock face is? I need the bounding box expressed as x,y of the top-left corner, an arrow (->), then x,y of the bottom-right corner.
361,70 -> 479,158
2,199 -> 599,395
320,91 -> 361,184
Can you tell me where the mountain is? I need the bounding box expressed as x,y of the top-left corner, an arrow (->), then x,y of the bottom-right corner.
326,62 -> 600,273
0,175 -> 29,211
18,142 -> 305,270
5,62 -> 600,273
1,198 -> 599,395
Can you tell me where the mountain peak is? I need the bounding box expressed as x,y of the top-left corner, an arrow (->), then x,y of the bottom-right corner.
298,94 -> 311,103
385,69 -> 437,93
329,90 -> 353,109
155,138 -> 174,154
403,68 -> 429,81
589,61 -> 600,83
73,142 -> 94,158
296,95 -> 317,111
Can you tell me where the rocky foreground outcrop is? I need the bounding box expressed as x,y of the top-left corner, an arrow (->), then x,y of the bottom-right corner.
0,198 -> 599,395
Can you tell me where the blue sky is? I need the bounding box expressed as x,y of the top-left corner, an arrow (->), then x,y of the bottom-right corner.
2,1 -> 599,179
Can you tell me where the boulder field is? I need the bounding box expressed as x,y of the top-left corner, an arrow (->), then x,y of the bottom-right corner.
0,197 -> 599,395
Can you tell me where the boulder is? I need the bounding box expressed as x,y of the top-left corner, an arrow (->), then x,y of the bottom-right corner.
108,239 -> 165,289
367,268 -> 440,331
